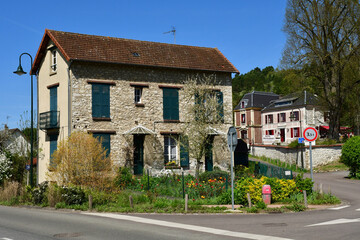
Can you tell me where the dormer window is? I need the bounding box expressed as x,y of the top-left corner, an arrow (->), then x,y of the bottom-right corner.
51,50 -> 57,72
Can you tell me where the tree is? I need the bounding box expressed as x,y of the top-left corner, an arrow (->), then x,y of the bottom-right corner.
48,131 -> 115,190
181,76 -> 226,179
341,136 -> 360,178
282,0 -> 360,139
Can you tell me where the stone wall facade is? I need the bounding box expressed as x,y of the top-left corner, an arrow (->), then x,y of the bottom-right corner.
250,144 -> 342,169
69,62 -> 233,175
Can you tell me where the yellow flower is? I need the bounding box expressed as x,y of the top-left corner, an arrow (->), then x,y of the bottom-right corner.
201,195 -> 205,199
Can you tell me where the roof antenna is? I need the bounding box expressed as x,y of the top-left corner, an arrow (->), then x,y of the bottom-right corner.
163,26 -> 176,44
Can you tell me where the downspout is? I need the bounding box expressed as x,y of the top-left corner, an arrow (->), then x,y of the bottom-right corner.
67,60 -> 73,137
36,72 -> 40,186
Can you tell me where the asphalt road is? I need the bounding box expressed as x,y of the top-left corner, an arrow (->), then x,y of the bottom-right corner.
1,171 -> 360,240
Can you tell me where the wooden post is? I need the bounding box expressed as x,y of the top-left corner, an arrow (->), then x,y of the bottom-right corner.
319,183 -> 323,194
185,194 -> 188,213
89,195 -> 93,211
129,195 -> 134,208
247,193 -> 252,208
303,190 -> 308,208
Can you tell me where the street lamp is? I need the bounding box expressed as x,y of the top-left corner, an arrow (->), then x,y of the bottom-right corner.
289,109 -> 304,169
13,52 -> 34,188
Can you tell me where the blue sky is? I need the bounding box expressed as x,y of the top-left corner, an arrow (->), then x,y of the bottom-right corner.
0,0 -> 287,128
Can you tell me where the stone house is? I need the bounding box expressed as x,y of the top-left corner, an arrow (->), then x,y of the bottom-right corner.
261,91 -> 328,145
0,125 -> 30,161
31,30 -> 238,183
234,91 -> 279,144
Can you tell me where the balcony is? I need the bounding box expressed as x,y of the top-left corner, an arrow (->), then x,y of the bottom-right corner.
39,111 -> 59,130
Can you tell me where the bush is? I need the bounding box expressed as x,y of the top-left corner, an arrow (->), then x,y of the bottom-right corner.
341,136 -> 360,178
0,181 -> 21,202
294,173 -> 313,194
115,167 -> 135,189
47,183 -> 62,207
287,140 -> 304,149
199,170 -> 228,182
60,185 -> 85,205
32,181 -> 49,205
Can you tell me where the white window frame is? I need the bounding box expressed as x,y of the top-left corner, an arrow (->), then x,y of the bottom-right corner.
134,87 -> 142,103
51,50 -> 57,72
164,136 -> 178,164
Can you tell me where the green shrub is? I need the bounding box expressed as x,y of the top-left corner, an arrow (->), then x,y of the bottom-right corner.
60,185 -> 85,205
286,202 -> 306,212
255,201 -> 267,209
294,174 -> 313,194
199,170 -> 228,182
115,167 -> 135,189
287,140 -> 304,148
154,198 -> 170,208
32,181 -> 48,205
341,136 -> 360,178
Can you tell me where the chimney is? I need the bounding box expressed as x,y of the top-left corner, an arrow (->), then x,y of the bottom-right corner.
4,124 -> 8,130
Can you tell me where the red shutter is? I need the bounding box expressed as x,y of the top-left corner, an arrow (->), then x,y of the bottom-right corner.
291,128 -> 294,138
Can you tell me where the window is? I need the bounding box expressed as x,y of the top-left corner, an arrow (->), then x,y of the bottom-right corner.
291,127 -> 300,138
194,91 -> 224,123
93,133 -> 111,157
92,84 -> 110,118
265,114 -> 273,124
241,114 -> 246,124
266,130 -> 274,135
180,135 -> 189,167
278,113 -> 286,122
51,50 -> 57,72
134,87 -> 142,103
290,111 -> 299,121
163,88 -> 179,120
49,86 -> 58,127
164,136 -> 177,164
49,134 -> 58,169
241,130 -> 247,139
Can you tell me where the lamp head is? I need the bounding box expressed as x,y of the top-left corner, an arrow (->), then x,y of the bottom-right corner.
13,65 -> 26,76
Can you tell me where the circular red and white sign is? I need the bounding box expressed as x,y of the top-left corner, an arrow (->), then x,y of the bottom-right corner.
303,127 -> 318,142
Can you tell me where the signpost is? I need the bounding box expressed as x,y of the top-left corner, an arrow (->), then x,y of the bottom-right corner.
303,127 -> 318,183
227,126 -> 238,210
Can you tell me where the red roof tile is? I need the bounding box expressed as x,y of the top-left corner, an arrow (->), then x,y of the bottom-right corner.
31,30 -> 238,74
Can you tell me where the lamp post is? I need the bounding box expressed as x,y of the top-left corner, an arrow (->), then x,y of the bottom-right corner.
13,53 -> 34,188
290,109 -> 304,169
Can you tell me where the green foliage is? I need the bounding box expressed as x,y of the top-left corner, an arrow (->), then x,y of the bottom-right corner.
114,167 -> 136,189
245,206 -> 259,213
255,201 -> 267,209
199,170 -> 228,182
341,136 -> 360,178
286,202 -> 306,212
32,181 -> 49,205
60,185 -> 85,205
295,174 -> 313,194
287,140 -> 304,149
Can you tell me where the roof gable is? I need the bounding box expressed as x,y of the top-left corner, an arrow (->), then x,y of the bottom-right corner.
31,30 -> 239,74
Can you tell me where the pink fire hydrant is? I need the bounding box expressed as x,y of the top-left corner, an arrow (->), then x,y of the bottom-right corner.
262,185 -> 272,205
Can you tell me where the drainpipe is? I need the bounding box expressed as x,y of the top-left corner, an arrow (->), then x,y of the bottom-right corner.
67,60 -> 73,137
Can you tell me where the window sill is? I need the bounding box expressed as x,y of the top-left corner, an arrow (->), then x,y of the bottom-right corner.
165,165 -> 181,169
93,117 -> 111,121
135,103 -> 145,107
163,120 -> 180,123
50,71 -> 57,76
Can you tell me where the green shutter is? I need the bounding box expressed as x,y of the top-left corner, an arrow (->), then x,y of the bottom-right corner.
93,133 -> 111,157
49,134 -> 58,168
216,91 -> 224,122
50,87 -> 58,126
92,84 -> 110,118
180,135 -> 189,167
163,88 -> 179,120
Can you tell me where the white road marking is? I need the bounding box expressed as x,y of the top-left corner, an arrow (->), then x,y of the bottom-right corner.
83,212 -> 293,240
356,208 -> 360,211
328,205 -> 350,210
1,238 -> 14,240
306,218 -> 360,227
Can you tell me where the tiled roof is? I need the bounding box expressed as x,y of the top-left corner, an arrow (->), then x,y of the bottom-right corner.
234,91 -> 279,110
31,29 -> 239,74
262,91 -> 321,112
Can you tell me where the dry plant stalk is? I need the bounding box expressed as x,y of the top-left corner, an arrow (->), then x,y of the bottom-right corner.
48,131 -> 115,191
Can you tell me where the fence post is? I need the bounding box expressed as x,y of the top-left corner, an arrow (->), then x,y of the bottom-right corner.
303,190 -> 308,208
319,183 -> 323,194
182,171 -> 185,199
147,169 -> 150,191
247,193 -> 252,208
88,195 -> 93,211
129,195 -> 134,208
185,194 -> 188,213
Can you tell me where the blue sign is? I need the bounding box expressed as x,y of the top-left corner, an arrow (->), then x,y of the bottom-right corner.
25,165 -> 30,171
298,137 -> 305,144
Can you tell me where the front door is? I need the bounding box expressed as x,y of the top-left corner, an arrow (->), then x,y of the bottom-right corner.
280,129 -> 285,142
133,135 -> 144,175
205,136 -> 214,171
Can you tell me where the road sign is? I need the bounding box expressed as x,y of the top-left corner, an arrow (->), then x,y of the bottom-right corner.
25,165 -> 30,171
227,126 -> 238,152
303,127 -> 318,142
298,137 -> 305,144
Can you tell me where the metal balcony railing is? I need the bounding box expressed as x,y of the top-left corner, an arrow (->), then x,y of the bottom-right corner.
39,111 -> 59,130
